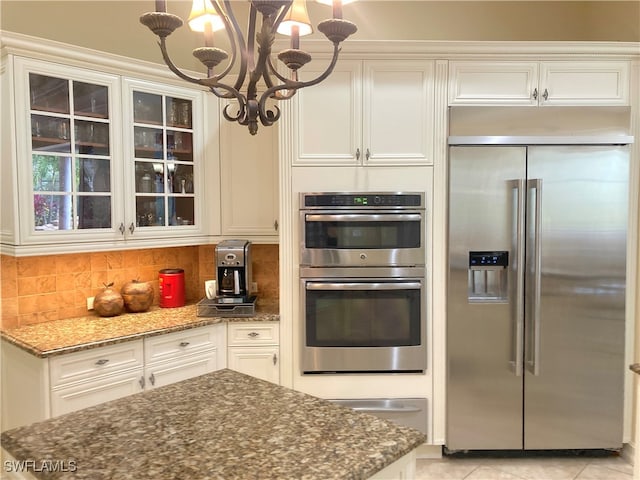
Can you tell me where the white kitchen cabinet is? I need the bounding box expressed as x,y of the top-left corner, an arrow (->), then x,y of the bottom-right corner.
1,54 -> 212,255
291,58 -> 434,166
0,324 -> 226,430
143,324 -> 226,389
219,107 -> 279,239
448,60 -> 630,106
227,322 -> 279,384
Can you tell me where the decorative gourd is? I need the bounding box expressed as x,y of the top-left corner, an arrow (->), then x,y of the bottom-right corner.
121,279 -> 154,312
94,282 -> 124,317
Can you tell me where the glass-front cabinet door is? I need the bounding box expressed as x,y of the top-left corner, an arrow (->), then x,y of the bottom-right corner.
124,79 -> 201,237
14,58 -> 121,244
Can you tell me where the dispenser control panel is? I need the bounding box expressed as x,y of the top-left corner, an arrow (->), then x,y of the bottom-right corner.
469,251 -> 509,268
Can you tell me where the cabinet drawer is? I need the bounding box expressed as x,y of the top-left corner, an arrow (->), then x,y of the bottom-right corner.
227,322 -> 279,346
50,369 -> 144,417
49,340 -> 144,388
144,325 -> 220,364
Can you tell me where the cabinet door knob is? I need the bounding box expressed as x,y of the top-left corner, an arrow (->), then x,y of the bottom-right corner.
248,332 -> 260,338
139,376 -> 145,389
149,373 -> 156,386
532,88 -> 538,100
356,148 -> 361,161
118,223 -> 125,235
365,149 -> 371,162
274,220 -> 279,231
128,222 -> 135,234
179,341 -> 190,347
95,359 -> 109,366
542,88 -> 549,101
273,353 -> 277,365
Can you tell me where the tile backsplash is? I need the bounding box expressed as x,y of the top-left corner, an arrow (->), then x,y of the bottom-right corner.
0,244 -> 279,330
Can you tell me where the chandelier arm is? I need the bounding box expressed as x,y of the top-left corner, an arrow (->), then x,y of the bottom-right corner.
245,4 -> 259,74
269,42 -> 342,97
205,0 -> 239,84
220,0 -> 247,90
158,38 -> 208,87
265,56 -> 288,86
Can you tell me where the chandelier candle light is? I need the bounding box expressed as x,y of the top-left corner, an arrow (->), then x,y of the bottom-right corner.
141,0 -> 357,135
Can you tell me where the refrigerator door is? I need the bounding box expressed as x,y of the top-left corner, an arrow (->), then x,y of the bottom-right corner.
524,145 -> 628,449
447,146 -> 526,450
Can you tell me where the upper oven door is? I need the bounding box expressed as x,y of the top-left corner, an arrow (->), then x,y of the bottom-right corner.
300,211 -> 425,267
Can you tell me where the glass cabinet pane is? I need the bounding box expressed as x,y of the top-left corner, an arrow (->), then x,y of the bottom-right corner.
132,89 -> 195,229
166,97 -> 191,128
134,91 -> 162,124
29,73 -> 69,113
28,71 -> 113,232
73,81 -> 109,118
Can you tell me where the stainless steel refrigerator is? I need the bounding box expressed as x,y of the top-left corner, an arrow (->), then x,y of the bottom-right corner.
446,141 -> 630,451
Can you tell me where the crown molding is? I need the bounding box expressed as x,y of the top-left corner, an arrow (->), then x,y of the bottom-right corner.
3,31 -> 638,70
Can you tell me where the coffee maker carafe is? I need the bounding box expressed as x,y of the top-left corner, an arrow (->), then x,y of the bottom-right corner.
216,240 -> 253,303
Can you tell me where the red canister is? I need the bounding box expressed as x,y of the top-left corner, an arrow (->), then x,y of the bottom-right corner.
158,268 -> 185,308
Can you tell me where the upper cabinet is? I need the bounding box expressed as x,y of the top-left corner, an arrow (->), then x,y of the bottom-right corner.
2,56 -> 211,254
291,58 -> 434,166
219,106 -> 279,239
122,78 -> 206,241
448,60 -> 630,106
8,57 -> 123,247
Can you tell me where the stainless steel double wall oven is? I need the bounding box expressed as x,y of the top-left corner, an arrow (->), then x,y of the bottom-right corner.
299,192 -> 427,374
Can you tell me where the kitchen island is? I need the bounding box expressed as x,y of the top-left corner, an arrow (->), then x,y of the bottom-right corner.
1,369 -> 425,479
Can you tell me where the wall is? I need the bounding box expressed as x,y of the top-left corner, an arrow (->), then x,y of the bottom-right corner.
0,244 -> 279,330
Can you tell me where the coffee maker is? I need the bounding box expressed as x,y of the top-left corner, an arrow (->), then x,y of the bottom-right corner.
215,239 -> 253,304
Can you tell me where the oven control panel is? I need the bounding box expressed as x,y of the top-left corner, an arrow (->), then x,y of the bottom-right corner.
302,192 -> 423,208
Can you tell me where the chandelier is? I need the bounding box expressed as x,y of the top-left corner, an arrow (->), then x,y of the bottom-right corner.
140,0 -> 357,135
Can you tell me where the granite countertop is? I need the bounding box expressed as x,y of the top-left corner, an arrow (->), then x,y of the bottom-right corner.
1,302 -> 279,358
1,368 -> 426,480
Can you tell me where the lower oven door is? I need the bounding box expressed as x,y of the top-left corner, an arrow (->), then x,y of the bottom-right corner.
301,275 -> 426,373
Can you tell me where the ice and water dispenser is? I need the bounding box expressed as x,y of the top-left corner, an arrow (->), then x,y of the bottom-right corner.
468,251 -> 509,302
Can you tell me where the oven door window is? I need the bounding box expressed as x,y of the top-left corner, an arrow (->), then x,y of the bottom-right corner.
305,282 -> 422,347
304,214 -> 421,249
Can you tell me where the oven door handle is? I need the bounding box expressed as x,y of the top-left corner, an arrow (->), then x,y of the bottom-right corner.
305,214 -> 422,222
351,406 -> 422,413
306,282 -> 422,291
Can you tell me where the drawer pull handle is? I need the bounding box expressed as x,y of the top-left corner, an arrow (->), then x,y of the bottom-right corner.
179,341 -> 190,347
248,332 -> 260,338
95,359 -> 109,366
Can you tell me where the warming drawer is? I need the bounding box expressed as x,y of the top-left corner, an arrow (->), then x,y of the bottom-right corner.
329,398 -> 428,436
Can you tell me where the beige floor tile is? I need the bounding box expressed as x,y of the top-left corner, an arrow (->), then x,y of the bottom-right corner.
415,458 -> 482,479
465,465 -> 529,479
575,464 -> 633,480
415,455 -> 632,480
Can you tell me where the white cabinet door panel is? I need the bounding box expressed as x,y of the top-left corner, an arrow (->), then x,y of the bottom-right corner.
364,60 -> 433,165
448,61 -> 538,105
294,59 -> 362,165
228,347 -> 279,384
540,61 -> 629,105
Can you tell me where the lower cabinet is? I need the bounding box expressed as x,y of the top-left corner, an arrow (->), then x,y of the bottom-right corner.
1,323 -> 226,430
227,322 -> 279,384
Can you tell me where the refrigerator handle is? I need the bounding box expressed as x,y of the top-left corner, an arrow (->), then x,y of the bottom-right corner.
526,178 -> 543,376
509,179 -> 525,377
